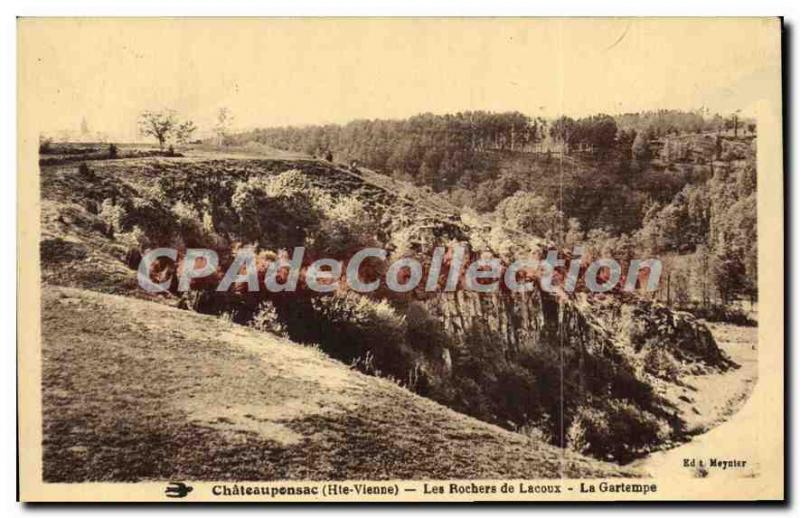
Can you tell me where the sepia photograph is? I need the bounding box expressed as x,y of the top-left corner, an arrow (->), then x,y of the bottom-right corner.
16,16 -> 784,502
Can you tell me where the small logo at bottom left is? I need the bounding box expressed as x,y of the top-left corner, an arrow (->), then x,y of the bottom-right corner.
165,481 -> 194,498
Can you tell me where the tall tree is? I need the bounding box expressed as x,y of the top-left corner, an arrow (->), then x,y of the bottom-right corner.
138,109 -> 195,149
138,110 -> 179,149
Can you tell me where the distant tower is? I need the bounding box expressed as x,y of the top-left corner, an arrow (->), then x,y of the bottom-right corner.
80,117 -> 90,138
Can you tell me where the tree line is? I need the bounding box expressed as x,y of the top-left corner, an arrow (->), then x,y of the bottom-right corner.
228,109 -> 751,193
228,111 -> 641,191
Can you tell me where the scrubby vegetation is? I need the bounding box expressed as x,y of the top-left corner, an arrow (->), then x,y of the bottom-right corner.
567,399 -> 670,463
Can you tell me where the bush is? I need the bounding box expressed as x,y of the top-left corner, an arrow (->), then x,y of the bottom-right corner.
170,200 -> 222,248
99,198 -> 126,237
435,323 -> 551,432
262,169 -> 310,197
312,196 -> 379,256
567,406 -> 609,457
99,194 -> 178,247
78,162 -> 95,180
309,293 -> 413,380
122,198 -> 178,244
567,399 -> 670,463
117,225 -> 150,251
517,417 -> 553,444
124,247 -> 142,269
231,176 -> 319,249
249,300 -> 287,337
312,293 -> 405,339
643,347 -> 682,381
684,304 -> 756,326
404,302 -> 451,355
40,238 -> 87,264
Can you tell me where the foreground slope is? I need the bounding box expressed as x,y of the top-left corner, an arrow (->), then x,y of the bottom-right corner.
41,286 -> 637,481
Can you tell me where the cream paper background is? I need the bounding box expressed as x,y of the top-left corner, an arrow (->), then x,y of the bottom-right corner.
17,17 -> 783,501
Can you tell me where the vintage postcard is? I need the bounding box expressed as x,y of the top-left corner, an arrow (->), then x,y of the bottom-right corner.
17,17 -> 784,502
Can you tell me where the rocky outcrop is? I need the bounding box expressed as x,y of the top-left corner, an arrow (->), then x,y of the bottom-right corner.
425,290 -> 549,356
423,288 -> 725,373
593,299 -> 728,370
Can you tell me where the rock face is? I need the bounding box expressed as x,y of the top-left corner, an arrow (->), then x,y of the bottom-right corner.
423,288 -> 603,351
426,290 -> 550,357
598,300 -> 727,368
424,288 -> 726,371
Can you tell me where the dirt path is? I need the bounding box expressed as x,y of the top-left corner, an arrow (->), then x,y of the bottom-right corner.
630,322 -> 759,478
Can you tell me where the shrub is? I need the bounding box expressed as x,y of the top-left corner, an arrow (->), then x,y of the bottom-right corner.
643,346 -> 681,381
684,304 -> 756,326
309,293 -> 413,380
262,169 -> 310,197
312,196 -> 379,256
404,302 -> 451,354
117,225 -> 150,251
567,405 -> 610,457
231,177 -> 319,248
170,200 -> 215,247
567,399 -> 670,463
350,350 -> 377,375
99,194 -> 178,247
434,323 -> 552,431
425,373 -> 495,425
78,162 -> 95,180
122,198 -> 178,244
517,416 -> 553,444
494,191 -> 562,240
312,293 -> 405,337
84,200 -> 99,215
171,200 -> 200,224
249,300 -> 287,337
124,247 -> 142,269
99,198 -> 126,237
201,211 -> 215,235
40,238 -> 87,264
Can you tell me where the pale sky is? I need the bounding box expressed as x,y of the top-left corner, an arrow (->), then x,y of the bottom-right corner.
19,18 -> 781,141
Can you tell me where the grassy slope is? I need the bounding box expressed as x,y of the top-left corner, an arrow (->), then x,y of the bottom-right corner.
42,286 -> 637,482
